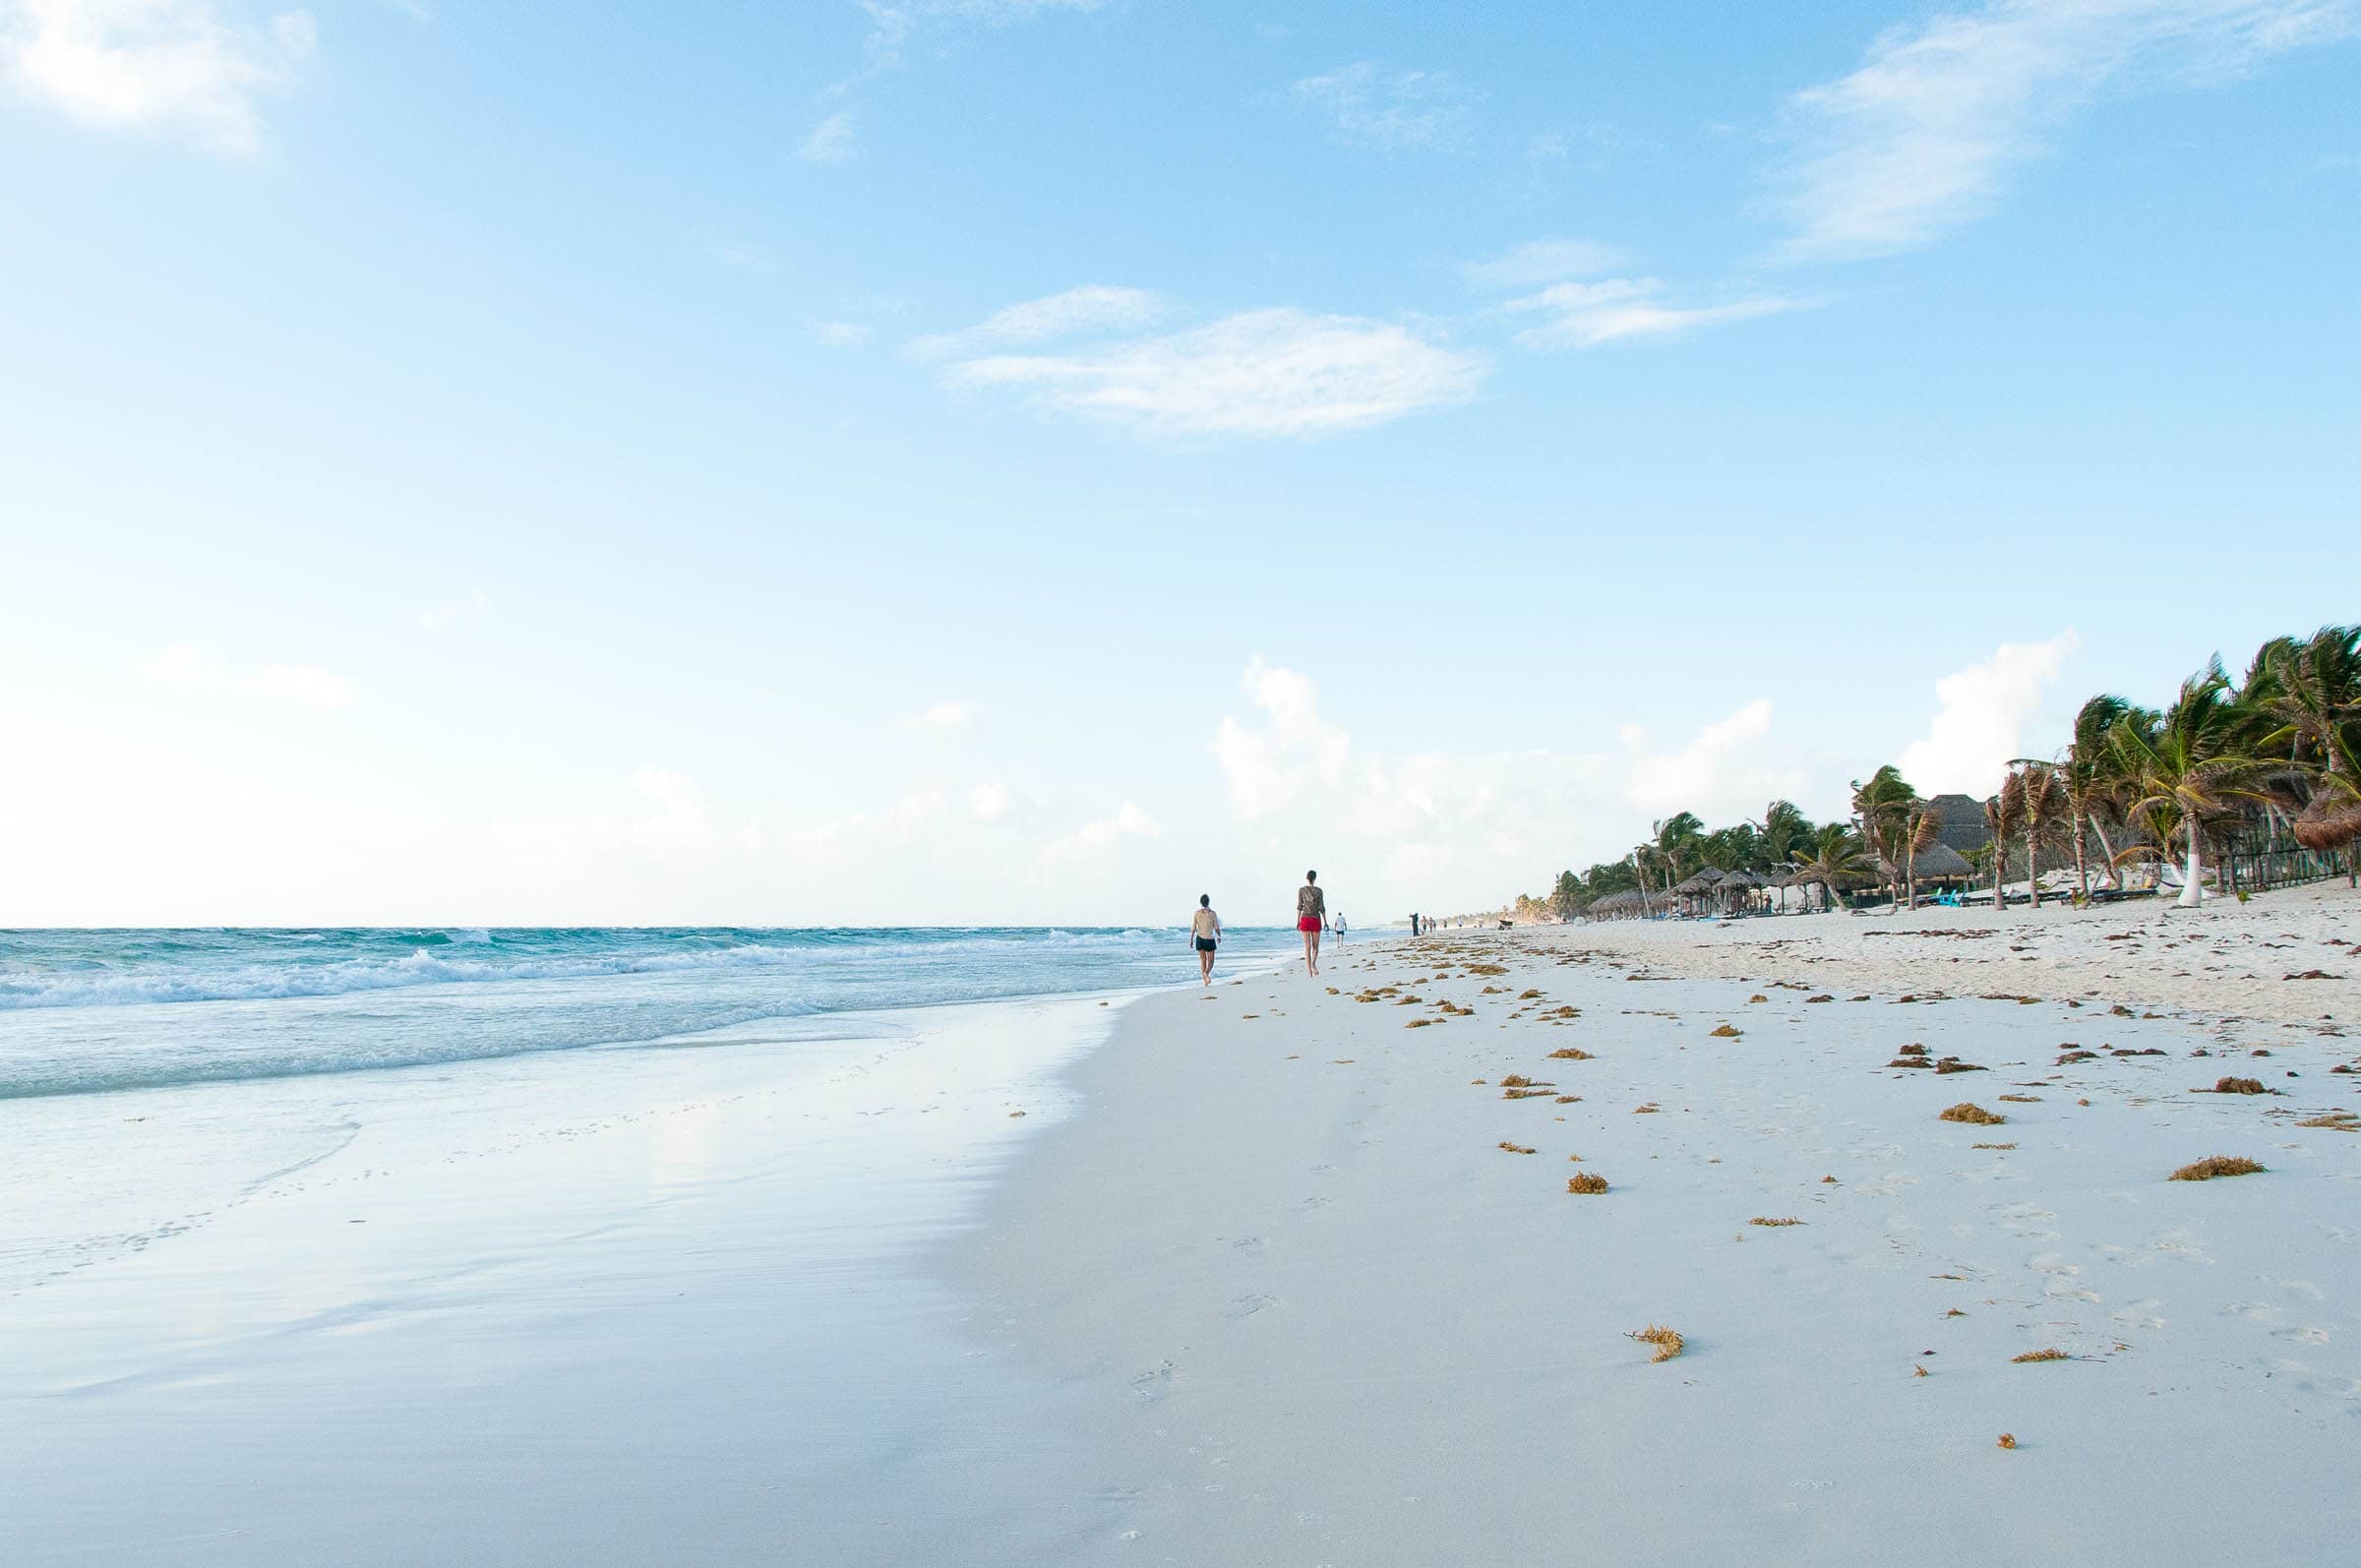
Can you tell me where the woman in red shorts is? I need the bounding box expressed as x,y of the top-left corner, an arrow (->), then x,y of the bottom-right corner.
1296,870 -> 1326,978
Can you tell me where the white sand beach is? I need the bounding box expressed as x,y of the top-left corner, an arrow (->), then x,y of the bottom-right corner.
950,886 -> 2360,1564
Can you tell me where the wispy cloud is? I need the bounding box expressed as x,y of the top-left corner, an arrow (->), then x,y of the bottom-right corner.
1,0 -> 318,156
416,586 -> 490,631
940,306 -> 1487,442
798,108 -> 857,162
143,644 -> 352,708
702,237 -> 774,272
1619,699 -> 1800,816
914,699 -> 982,729
816,320 -> 874,347
1503,277 -> 1806,349
1770,0 -> 2361,262
906,284 -> 1170,360
1040,801 -> 1160,863
1289,61 -> 1478,151
1459,237 -> 1626,290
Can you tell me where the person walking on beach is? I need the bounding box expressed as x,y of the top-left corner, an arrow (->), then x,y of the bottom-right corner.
1297,870 -> 1326,978
1333,910 -> 1347,945
1190,894 -> 1223,986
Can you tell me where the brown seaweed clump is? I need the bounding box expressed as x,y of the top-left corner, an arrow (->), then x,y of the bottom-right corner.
1709,1023 -> 1741,1038
2012,1348 -> 2069,1363
2169,1155 -> 2265,1181
1498,1141 -> 1537,1155
2211,1076 -> 2267,1095
1748,1217 -> 1803,1228
1547,1047 -> 1594,1060
1630,1324 -> 1684,1362
1567,1173 -> 1610,1194
1939,1103 -> 2006,1125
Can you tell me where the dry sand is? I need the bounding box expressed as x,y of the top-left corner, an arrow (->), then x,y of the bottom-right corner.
949,883 -> 2360,1564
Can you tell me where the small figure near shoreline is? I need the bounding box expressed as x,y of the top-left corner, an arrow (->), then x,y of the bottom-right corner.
1297,871 -> 1326,978
1190,894 -> 1223,986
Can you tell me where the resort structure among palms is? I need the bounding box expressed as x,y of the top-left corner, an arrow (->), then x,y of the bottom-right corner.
1550,625 -> 2360,921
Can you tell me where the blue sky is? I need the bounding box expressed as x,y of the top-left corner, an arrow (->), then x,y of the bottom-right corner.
1,0 -> 2355,926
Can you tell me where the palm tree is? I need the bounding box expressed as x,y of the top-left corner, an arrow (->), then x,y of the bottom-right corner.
1788,825 -> 1875,912
1984,771 -> 2022,911
2020,694 -> 2131,898
2107,663 -> 2275,908
1850,765 -> 1917,909
2258,625 -> 2361,790
1900,801 -> 1944,910
2017,764 -> 2069,909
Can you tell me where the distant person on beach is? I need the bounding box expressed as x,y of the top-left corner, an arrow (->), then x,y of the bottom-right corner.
1333,911 -> 1347,944
1411,912 -> 1421,936
1190,894 -> 1223,986
1296,871 -> 1326,977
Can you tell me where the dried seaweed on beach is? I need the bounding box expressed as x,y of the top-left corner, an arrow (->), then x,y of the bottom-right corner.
1629,1324 -> 1683,1361
2169,1155 -> 2264,1180
1939,1103 -> 2006,1125
1546,1047 -> 1594,1060
2295,1113 -> 2359,1130
1748,1217 -> 1803,1228
2012,1348 -> 2069,1363
2209,1076 -> 2268,1094
1972,1142 -> 2016,1149
1499,1074 -> 1534,1087
1997,1094 -> 2040,1103
1709,1024 -> 1741,1038
1505,1088 -> 1553,1099
1498,1141 -> 1537,1155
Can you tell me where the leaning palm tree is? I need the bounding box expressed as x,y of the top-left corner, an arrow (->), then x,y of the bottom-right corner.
1788,825 -> 1876,913
2259,625 -> 2361,790
1850,765 -> 1916,909
1899,801 -> 1944,910
1984,771 -> 2022,911
2020,694 -> 2131,899
2017,764 -> 2070,909
2107,663 -> 2277,908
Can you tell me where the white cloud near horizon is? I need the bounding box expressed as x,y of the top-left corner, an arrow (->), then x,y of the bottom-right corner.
1771,0 -> 2361,262
1,0 -> 317,156
1211,659 -> 1352,818
906,284 -> 1170,360
143,643 -> 352,708
1040,800 -> 1160,862
1290,61 -> 1478,151
1504,277 -> 1806,348
1899,629 -> 2081,795
941,306 -> 1486,441
1619,699 -> 1806,819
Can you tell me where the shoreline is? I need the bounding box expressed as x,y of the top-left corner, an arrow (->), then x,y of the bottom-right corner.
943,885 -> 2360,1563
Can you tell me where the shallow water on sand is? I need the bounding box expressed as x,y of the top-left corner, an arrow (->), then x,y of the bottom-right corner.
0,995 -> 1126,1566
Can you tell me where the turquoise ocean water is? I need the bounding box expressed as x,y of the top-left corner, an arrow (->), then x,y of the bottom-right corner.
0,925 -> 1300,1100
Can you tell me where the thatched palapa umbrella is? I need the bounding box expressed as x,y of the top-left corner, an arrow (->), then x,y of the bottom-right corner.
2292,795 -> 2361,851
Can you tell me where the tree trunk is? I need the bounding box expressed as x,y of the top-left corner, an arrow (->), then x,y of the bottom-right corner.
1993,844 -> 2005,912
2026,827 -> 2040,910
2072,805 -> 2089,899
2089,814 -> 2119,890
2178,806 -> 2205,908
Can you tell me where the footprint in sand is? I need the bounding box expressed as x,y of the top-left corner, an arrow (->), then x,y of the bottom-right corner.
1231,1236 -> 1264,1255
1130,1362 -> 1177,1400
2110,1301 -> 2168,1331
1226,1293 -> 1277,1319
2031,1254 -> 2099,1303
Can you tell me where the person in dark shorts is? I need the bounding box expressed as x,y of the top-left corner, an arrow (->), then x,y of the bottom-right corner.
1296,871 -> 1325,978
1190,894 -> 1223,986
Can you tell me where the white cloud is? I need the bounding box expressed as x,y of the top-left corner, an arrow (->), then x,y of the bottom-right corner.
1619,699 -> 1801,818
1290,61 -> 1477,151
142,643 -> 351,707
906,284 -> 1169,360
415,586 -> 489,630
798,108 -> 856,162
942,306 -> 1486,441
816,320 -> 873,347
1459,237 -> 1626,289
1899,629 -> 2081,795
1504,276 -> 1805,349
915,699 -> 981,728
1,0 -> 316,156
1771,0 -> 2360,262
1041,799 -> 1161,862
968,780 -> 1012,821
628,766 -> 717,855
1211,659 -> 1353,818
704,238 -> 774,273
